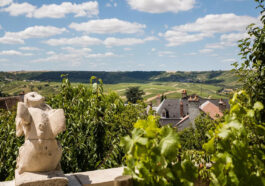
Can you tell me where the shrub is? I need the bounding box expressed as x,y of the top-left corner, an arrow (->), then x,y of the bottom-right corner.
0,110 -> 23,181
47,76 -> 147,173
121,116 -> 198,186
204,91 -> 265,185
0,76 -> 146,181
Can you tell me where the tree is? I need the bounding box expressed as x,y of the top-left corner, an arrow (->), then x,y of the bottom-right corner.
203,1 -> 265,184
233,0 -> 265,119
125,86 -> 145,104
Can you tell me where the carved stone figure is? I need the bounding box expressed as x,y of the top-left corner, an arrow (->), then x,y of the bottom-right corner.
15,92 -> 66,175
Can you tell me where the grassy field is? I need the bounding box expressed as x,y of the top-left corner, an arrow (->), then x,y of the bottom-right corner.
1,80 -> 231,106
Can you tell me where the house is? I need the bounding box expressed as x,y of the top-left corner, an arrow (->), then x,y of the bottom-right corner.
155,90 -> 229,131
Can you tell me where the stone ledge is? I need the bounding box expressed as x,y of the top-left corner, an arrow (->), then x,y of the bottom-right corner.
73,167 -> 124,186
0,167 -> 124,186
15,170 -> 68,186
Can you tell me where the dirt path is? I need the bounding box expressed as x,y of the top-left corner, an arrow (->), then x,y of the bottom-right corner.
145,90 -> 180,103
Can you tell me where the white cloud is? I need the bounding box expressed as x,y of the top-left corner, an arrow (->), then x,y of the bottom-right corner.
222,58 -> 236,63
0,0 -> 12,7
151,48 -> 156,52
106,1 -> 117,8
185,52 -> 197,56
127,0 -> 195,13
0,50 -> 32,56
204,32 -> 248,50
1,2 -> 36,16
46,51 -> 56,55
44,36 -> 102,46
106,3 -> 112,7
220,32 -> 248,44
69,18 -> 146,34
1,1 -> 98,18
158,51 -> 176,57
173,14 -> 256,33
86,52 -> 115,58
33,52 -> 115,63
0,58 -> 8,62
160,31 -> 210,46
161,13 -> 257,46
19,46 -> 40,51
0,26 -> 66,44
33,2 -> 98,18
61,47 -> 92,53
199,48 -> 213,54
0,37 -> 24,44
124,48 -> 132,51
104,36 -> 157,46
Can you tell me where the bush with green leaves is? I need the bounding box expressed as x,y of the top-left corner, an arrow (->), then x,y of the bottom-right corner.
203,91 -> 265,185
0,76 -> 147,181
0,109 -> 23,181
233,0 -> 265,120
121,116 -> 198,186
179,114 -> 218,151
47,76 -> 147,173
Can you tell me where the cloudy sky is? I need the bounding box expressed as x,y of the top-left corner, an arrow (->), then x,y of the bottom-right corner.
0,0 -> 260,71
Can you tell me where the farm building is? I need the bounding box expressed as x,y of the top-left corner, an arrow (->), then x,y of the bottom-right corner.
155,90 -> 229,131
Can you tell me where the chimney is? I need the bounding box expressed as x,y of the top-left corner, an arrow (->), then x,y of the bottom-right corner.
182,89 -> 187,99
149,101 -> 152,107
194,95 -> 199,102
180,101 -> 184,117
218,99 -> 226,112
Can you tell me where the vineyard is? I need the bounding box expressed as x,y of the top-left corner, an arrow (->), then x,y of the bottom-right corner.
0,0 -> 265,185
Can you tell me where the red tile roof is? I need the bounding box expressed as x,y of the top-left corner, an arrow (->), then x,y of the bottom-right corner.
199,101 -> 223,120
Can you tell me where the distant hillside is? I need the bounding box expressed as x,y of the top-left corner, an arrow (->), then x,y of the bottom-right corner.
1,71 -> 240,88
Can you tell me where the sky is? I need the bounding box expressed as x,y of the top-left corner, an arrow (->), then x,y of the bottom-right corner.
0,0 -> 261,71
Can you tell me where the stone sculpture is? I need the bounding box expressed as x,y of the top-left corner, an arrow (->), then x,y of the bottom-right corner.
15,92 -> 68,186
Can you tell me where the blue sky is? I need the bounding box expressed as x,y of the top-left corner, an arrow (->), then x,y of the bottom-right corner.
0,0 -> 260,71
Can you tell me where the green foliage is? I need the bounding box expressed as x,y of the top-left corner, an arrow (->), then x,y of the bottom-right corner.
121,116 -> 198,186
0,76 -> 146,181
125,86 -> 145,104
233,0 -> 265,118
204,91 -> 265,186
0,110 -> 23,181
47,76 -> 147,173
179,115 -> 219,150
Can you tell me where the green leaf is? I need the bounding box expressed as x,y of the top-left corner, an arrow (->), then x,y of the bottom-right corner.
203,137 -> 215,153
159,127 -> 180,158
253,101 -> 264,111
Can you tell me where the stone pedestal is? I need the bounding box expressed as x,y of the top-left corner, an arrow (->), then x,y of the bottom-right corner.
15,170 -> 68,186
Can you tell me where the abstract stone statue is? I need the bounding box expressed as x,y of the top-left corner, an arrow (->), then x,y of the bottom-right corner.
15,92 -> 68,186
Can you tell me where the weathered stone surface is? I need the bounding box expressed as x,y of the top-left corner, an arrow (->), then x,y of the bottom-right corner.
16,92 -> 66,174
0,180 -> 14,186
65,174 -> 82,186
114,176 -> 133,186
1,167 -> 127,186
15,170 -> 68,186
74,167 -> 124,186
15,92 -> 67,185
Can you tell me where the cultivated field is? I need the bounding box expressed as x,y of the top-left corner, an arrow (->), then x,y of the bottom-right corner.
0,80 -> 231,106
